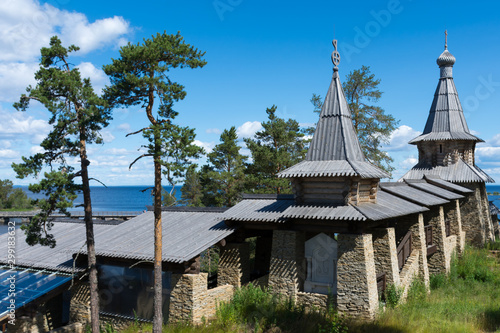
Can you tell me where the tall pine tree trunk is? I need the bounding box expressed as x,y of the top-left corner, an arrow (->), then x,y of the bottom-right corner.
153,136 -> 163,332
79,136 -> 99,333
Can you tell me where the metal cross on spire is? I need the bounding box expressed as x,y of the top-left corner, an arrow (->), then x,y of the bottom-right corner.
331,39 -> 340,69
445,30 -> 448,50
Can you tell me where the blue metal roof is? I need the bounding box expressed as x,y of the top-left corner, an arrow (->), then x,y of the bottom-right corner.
0,267 -> 72,320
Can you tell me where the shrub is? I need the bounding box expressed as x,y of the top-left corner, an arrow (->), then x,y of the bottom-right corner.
406,278 -> 427,303
384,283 -> 403,308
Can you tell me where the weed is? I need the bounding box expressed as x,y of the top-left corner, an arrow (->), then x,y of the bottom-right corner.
384,283 -> 403,308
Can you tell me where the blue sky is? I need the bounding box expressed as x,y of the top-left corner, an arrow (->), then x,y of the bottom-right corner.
1,0 -> 500,186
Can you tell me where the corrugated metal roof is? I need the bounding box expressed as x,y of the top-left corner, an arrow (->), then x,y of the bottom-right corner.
279,55 -> 388,180
0,223 -> 117,272
422,175 -> 474,193
223,199 -> 294,222
404,180 -> 464,200
354,191 -> 429,221
306,70 -> 365,162
83,211 -> 234,263
409,48 -> 483,145
380,182 -> 449,206
400,159 -> 494,183
490,201 -> 500,216
282,204 -> 365,221
278,160 -> 388,179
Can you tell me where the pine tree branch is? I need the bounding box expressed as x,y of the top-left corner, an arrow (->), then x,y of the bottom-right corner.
89,178 -> 107,188
126,127 -> 151,137
129,154 -> 153,169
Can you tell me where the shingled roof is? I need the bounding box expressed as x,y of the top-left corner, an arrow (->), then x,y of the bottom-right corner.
409,42 -> 482,144
279,40 -> 388,179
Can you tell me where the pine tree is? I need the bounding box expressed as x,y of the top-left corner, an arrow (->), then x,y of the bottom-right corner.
180,166 -> 203,207
244,105 -> 306,194
312,66 -> 398,175
204,126 -> 247,207
12,36 -> 110,333
103,31 -> 205,331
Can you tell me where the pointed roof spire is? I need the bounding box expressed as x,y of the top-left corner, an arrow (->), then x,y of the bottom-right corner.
279,39 -> 388,179
409,34 -> 482,144
445,30 -> 448,50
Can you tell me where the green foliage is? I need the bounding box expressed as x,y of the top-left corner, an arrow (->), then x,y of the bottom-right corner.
180,166 -> 203,207
11,36 -> 109,247
0,179 -> 33,210
312,66 -> 398,176
244,105 -> 307,194
485,239 -> 500,250
200,246 -> 219,275
384,283 -> 403,308
161,188 -> 178,207
200,127 -> 247,207
405,278 -> 427,303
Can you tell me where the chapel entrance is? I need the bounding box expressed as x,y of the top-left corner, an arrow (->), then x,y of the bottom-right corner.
304,233 -> 337,295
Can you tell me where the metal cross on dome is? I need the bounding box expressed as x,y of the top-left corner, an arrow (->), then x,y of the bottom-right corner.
331,39 -> 340,68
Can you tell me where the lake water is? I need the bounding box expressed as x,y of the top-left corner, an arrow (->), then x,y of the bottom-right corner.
14,185 -> 182,212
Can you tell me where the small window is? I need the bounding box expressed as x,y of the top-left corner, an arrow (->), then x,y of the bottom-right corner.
439,144 -> 443,153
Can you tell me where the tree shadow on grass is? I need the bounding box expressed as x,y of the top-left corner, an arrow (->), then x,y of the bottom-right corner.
479,308 -> 500,332
346,320 -> 407,333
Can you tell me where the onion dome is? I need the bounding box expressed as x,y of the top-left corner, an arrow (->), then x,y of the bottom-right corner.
437,49 -> 456,67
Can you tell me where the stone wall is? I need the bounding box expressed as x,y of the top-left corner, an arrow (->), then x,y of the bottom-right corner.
268,230 -> 305,300
372,227 -> 400,287
218,242 -> 250,288
443,235 -> 458,272
296,291 -> 335,312
336,233 -> 378,319
69,282 -> 90,326
425,206 -> 447,275
399,249 -> 421,300
170,273 -> 233,324
459,182 -> 491,246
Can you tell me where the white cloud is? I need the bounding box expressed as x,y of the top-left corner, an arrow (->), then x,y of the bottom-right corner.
0,0 -> 131,103
30,146 -> 45,155
193,140 -> 215,153
476,147 -> 500,161
77,62 -> 109,94
489,133 -> 500,147
237,121 -> 262,139
104,148 -> 134,156
383,125 -> 421,151
206,128 -> 222,135
399,156 -> 418,169
0,108 -> 51,144
0,62 -> 38,102
0,140 -> 12,149
100,131 -> 115,144
0,149 -> 19,158
116,123 -> 131,132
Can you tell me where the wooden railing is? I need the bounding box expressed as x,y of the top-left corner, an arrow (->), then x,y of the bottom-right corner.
445,219 -> 451,237
425,225 -> 437,256
397,231 -> 412,271
376,272 -> 387,300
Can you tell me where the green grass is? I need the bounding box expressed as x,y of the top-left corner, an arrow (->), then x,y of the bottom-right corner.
113,245 -> 500,333
349,246 -> 500,333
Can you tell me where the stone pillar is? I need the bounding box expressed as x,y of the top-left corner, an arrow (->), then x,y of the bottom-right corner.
268,230 -> 305,300
69,282 -> 91,325
460,182 -> 488,246
479,184 -> 495,242
409,214 -> 430,287
426,206 -> 448,275
168,273 -> 207,322
337,233 -> 378,319
447,199 -> 465,254
372,228 -> 400,287
217,242 -> 250,288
